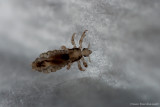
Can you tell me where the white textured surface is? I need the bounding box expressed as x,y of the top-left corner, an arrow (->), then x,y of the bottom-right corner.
0,0 -> 160,107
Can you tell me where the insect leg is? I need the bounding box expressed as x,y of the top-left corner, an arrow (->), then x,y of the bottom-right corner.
81,57 -> 88,67
71,33 -> 77,48
77,61 -> 85,71
61,45 -> 67,50
67,63 -> 72,70
79,30 -> 88,49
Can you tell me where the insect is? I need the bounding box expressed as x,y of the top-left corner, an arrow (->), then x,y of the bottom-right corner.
32,30 -> 92,73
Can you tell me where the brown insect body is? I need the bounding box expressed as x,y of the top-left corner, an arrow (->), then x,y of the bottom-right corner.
69,48 -> 82,62
32,30 -> 92,73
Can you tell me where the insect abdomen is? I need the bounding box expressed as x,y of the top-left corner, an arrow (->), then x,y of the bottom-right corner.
32,50 -> 70,73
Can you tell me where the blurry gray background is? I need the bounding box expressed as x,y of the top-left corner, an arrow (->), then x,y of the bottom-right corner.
0,0 -> 160,107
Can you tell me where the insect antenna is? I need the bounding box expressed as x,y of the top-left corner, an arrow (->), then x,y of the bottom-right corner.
88,42 -> 90,49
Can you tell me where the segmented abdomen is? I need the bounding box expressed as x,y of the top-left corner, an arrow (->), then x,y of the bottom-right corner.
32,50 -> 70,73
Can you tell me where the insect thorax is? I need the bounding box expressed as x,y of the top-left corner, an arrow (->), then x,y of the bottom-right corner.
68,48 -> 82,62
